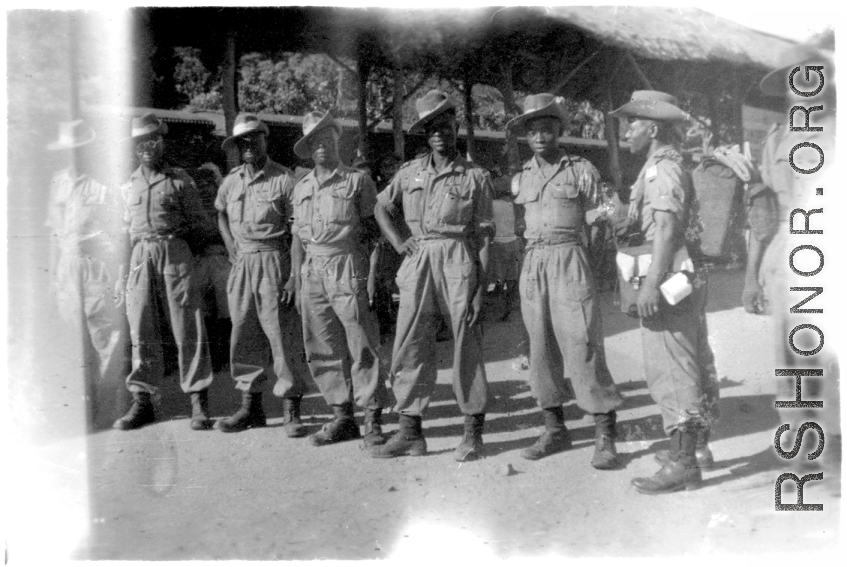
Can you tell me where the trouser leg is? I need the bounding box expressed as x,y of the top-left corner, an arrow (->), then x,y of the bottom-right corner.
229,255 -> 271,393
640,285 -> 706,435
693,275 -> 720,424
327,253 -> 387,410
390,251 -> 438,416
520,248 -> 569,408
163,239 -> 213,394
546,246 -> 622,414
301,257 -> 354,407
125,245 -> 164,394
254,251 -> 308,399
438,241 -> 488,416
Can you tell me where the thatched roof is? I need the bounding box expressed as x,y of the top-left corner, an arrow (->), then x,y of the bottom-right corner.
541,6 -> 797,69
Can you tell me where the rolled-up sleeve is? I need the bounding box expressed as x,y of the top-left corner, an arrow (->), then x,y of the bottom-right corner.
644,161 -> 687,223
214,177 -> 231,212
377,170 -> 404,215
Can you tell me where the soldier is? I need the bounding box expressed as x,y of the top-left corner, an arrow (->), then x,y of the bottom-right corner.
46,119 -> 130,428
215,114 -> 310,436
114,112 -> 216,431
610,91 -> 717,493
371,90 -> 493,462
289,111 -> 388,447
755,45 -> 838,477
192,163 -> 232,372
505,94 -> 623,467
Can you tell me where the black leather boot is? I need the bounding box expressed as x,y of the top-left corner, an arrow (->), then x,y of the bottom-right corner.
521,406 -> 572,460
363,408 -> 386,447
189,390 -> 213,431
113,391 -> 155,431
217,391 -> 267,433
309,402 -> 361,446
282,397 -> 307,438
591,411 -> 619,469
369,414 -> 427,458
453,414 -> 485,462
654,427 -> 714,469
632,428 -> 702,494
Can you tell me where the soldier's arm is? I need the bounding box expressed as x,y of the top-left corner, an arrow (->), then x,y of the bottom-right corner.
375,168 -> 418,256
467,171 -> 495,326
290,233 -> 304,313
638,210 -> 677,318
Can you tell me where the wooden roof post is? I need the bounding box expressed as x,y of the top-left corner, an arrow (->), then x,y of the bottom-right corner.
392,62 -> 405,162
463,72 -> 476,162
221,28 -> 240,173
603,86 -> 623,195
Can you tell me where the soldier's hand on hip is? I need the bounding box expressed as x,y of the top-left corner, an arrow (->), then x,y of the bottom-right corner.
636,284 -> 661,319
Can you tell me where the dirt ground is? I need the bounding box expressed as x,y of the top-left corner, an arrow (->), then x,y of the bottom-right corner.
6,266 -> 843,562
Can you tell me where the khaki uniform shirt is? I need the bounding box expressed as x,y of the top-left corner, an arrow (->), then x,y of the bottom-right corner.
511,154 -> 602,242
630,145 -> 691,242
377,153 -> 494,239
215,159 -> 296,253
48,168 -> 124,257
122,164 -> 213,245
291,164 -> 377,247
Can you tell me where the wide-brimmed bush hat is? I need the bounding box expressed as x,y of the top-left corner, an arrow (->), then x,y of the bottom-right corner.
408,90 -> 457,136
505,93 -> 570,132
293,111 -> 342,159
129,112 -> 168,139
221,113 -> 270,152
47,119 -> 96,150
609,90 -> 689,123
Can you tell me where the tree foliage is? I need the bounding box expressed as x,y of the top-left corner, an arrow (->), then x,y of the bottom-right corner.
172,45 -> 606,139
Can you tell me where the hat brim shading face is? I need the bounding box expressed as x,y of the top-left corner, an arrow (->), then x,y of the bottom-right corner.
408,100 -> 456,136
129,121 -> 168,140
609,99 -> 689,123
221,122 -> 270,152
505,104 -> 569,133
293,113 -> 342,159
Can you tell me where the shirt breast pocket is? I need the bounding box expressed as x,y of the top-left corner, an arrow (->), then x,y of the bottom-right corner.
328,186 -> 356,225
227,189 -> 245,222
549,181 -> 579,199
151,185 -> 178,214
403,184 -> 424,222
253,187 -> 284,224
440,182 -> 473,225
127,191 -> 144,214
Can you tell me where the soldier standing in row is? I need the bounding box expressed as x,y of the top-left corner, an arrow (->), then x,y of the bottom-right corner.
372,90 -> 494,461
611,91 -> 718,493
506,94 -> 623,468
291,111 -> 389,447
114,112 -> 216,431
215,114 -> 311,436
46,119 -> 130,429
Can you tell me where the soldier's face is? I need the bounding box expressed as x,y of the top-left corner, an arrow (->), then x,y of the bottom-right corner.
135,134 -> 164,168
236,133 -> 267,165
425,113 -> 457,155
525,117 -> 561,157
308,129 -> 340,166
624,117 -> 656,155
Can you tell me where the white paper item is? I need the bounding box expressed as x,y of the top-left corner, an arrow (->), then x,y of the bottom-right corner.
660,272 -> 693,305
